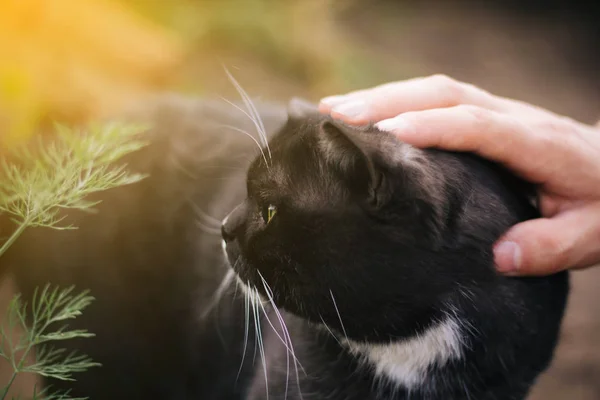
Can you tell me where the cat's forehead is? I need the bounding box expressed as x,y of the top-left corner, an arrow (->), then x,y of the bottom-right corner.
247,123 -> 351,209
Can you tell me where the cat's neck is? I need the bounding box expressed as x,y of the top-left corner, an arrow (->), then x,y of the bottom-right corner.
254,303 -> 532,400
341,315 -> 464,389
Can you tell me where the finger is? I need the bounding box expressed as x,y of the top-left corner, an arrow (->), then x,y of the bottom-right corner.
375,105 -> 600,197
376,105 -> 542,181
319,75 -> 537,125
319,75 -> 498,124
494,202 -> 600,275
539,194 -> 586,218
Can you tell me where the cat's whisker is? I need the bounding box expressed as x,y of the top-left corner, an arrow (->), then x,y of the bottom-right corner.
252,295 -> 259,365
194,220 -> 222,236
257,273 -> 305,368
219,78 -> 262,140
234,85 -> 269,156
200,268 -> 236,320
217,123 -> 270,168
255,274 -> 303,366
319,315 -> 342,345
236,282 -> 251,382
200,165 -> 249,172
232,275 -> 240,301
329,289 -> 349,342
257,273 -> 304,400
223,67 -> 272,162
254,283 -> 291,400
241,91 -> 271,162
190,203 -> 222,227
250,287 -> 269,400
255,290 -> 296,362
189,202 -> 223,236
218,97 -> 258,131
271,304 -> 304,400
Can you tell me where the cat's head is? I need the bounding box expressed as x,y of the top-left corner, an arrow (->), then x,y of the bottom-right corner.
222,98 -> 536,342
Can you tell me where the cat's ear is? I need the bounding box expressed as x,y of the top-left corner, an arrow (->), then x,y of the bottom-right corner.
319,121 -> 389,208
287,97 -> 319,120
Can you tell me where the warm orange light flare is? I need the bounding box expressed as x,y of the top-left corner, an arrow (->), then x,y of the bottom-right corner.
0,0 -> 184,146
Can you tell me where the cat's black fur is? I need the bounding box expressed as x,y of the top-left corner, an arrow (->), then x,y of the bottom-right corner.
0,96 -> 568,400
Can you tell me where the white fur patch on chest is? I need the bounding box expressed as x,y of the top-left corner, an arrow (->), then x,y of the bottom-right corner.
343,317 -> 464,389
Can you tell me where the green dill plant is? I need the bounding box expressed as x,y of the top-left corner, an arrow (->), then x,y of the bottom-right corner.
0,122 -> 149,399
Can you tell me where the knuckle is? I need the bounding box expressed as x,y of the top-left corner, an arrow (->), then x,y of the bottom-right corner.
534,121 -> 574,154
429,73 -> 456,86
428,74 -> 465,103
535,117 -> 575,135
456,104 -> 491,126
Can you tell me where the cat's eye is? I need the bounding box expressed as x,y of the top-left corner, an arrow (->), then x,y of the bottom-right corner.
263,204 -> 277,224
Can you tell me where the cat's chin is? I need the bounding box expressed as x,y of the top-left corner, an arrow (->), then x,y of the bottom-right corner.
222,250 -> 266,300
223,241 -> 246,278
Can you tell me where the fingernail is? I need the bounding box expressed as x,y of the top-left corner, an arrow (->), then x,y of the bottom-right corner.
494,241 -> 522,273
331,100 -> 367,119
375,117 -> 414,136
320,95 -> 348,108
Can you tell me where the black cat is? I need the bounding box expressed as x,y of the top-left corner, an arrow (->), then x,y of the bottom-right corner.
1,95 -> 568,399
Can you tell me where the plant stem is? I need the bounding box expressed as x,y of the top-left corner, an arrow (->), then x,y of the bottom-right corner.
0,288 -> 41,400
0,219 -> 29,259
0,370 -> 17,400
0,334 -> 37,399
0,217 -> 34,399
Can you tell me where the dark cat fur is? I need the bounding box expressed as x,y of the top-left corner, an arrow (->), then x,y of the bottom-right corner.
0,95 -> 568,400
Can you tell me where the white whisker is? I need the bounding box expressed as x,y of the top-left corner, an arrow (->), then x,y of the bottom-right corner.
218,97 -> 259,130
201,269 -> 236,319
251,287 -> 269,400
189,202 -> 222,236
319,315 -> 342,345
257,274 -> 305,370
195,220 -> 222,236
255,282 -> 299,360
254,285 -> 291,400
223,67 -> 272,162
217,123 -> 270,168
237,284 -> 251,382
258,272 -> 305,400
330,289 -> 349,342
190,203 -> 222,227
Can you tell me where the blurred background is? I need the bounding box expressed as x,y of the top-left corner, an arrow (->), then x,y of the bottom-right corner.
1,0 -> 599,398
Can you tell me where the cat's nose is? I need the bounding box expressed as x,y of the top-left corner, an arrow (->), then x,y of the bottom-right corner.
221,202 -> 247,243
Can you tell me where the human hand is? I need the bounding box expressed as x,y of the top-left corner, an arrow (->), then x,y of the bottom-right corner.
319,75 -> 600,276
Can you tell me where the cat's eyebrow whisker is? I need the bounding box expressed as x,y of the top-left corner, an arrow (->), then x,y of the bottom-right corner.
223,67 -> 272,163
242,93 -> 271,163
217,123 -> 270,169
221,97 -> 272,168
329,289 -> 349,342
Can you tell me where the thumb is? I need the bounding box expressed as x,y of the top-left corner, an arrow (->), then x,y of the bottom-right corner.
493,202 -> 600,276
